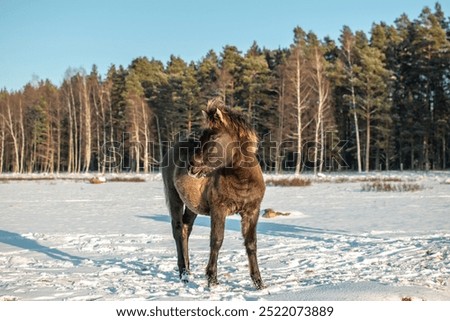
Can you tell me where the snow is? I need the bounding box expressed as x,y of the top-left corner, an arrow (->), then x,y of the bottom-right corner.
0,172 -> 449,301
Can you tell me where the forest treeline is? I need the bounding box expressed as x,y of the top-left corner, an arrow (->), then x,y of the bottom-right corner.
1,4 -> 449,174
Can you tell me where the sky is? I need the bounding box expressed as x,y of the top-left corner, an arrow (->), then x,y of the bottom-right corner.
0,0 -> 448,91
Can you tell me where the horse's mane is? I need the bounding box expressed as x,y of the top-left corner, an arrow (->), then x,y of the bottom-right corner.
206,98 -> 258,145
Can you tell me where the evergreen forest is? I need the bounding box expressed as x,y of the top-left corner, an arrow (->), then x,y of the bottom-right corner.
1,4 -> 449,174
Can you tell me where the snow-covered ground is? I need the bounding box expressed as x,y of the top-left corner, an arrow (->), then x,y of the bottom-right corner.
0,172 -> 449,301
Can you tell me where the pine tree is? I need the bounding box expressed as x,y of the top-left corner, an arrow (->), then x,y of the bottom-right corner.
124,70 -> 145,172
393,6 -> 450,169
165,55 -> 198,137
218,45 -> 243,106
239,42 -> 272,131
371,23 -> 403,170
353,35 -> 391,171
197,50 -> 220,103
268,48 -> 290,173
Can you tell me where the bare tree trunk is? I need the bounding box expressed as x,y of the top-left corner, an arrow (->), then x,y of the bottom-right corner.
294,52 -> 305,175
107,91 -> 116,173
311,46 -> 329,175
365,112 -> 371,172
45,107 -> 53,173
319,121 -> 325,173
313,111 -> 321,175
130,101 -> 140,173
313,85 -> 323,174
313,101 -> 325,176
82,76 -> 92,173
352,102 -> 362,172
155,115 -> 163,172
141,101 -> 150,173
0,118 -> 5,173
48,121 -> 54,173
423,135 -> 430,170
343,40 -> 362,173
30,129 -> 37,173
99,90 -> 107,174
92,83 -> 102,173
66,95 -> 73,173
4,99 -> 20,172
42,100 -> 52,173
443,136 -> 446,170
276,73 -> 286,175
18,100 -> 25,173
77,87 -> 83,173
69,82 -> 79,173
385,148 -> 389,171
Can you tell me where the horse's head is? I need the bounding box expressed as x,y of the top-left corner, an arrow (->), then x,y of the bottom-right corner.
188,98 -> 259,178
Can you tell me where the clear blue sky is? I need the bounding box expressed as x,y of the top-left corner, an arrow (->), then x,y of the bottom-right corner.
0,0 -> 448,91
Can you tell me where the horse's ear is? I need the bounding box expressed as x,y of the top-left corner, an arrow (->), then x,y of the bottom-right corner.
215,108 -> 225,124
203,108 -> 226,126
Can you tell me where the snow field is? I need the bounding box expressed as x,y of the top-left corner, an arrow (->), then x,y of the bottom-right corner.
0,172 -> 449,301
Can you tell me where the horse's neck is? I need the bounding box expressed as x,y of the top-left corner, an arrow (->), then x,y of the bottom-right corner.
221,159 -> 263,187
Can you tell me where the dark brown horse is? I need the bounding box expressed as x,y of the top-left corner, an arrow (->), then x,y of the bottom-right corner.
162,98 -> 266,289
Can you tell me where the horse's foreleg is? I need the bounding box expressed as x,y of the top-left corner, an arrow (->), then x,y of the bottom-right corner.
206,214 -> 226,287
241,209 -> 265,290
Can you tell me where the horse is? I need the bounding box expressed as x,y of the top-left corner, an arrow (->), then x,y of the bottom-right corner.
162,97 -> 266,289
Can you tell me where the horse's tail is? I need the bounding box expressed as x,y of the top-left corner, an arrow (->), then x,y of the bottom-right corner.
162,147 -> 176,211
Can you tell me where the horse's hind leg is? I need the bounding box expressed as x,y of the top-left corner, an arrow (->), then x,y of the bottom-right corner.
240,208 -> 265,289
170,197 -> 197,283
168,197 -> 186,280
181,208 -> 197,280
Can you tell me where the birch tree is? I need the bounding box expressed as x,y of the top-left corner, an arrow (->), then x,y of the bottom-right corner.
81,74 -> 92,172
307,33 -> 331,175
339,26 -> 363,172
289,27 -> 311,174
0,115 -> 4,173
1,94 -> 22,172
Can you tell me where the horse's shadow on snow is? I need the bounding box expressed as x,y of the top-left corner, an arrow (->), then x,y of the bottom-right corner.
138,214 -> 352,243
0,230 -> 86,265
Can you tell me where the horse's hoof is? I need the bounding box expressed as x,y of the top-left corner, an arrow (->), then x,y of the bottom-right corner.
180,269 -> 189,283
207,277 -> 219,287
253,279 -> 266,290
256,284 -> 266,290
